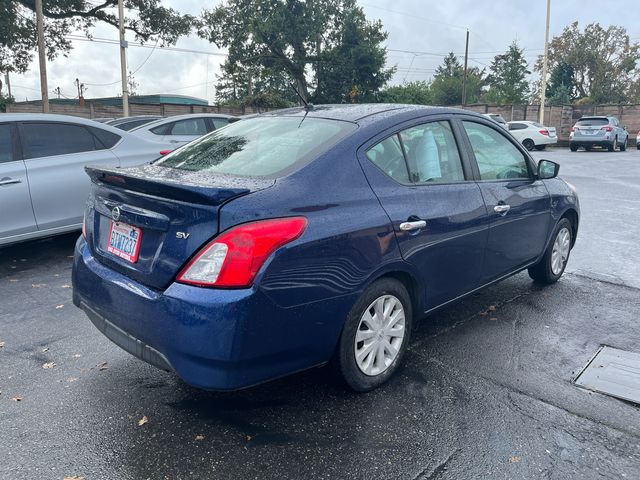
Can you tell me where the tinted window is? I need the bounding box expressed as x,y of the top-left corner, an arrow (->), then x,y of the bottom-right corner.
169,118 -> 208,136
399,121 -> 465,183
211,118 -> 230,129
88,127 -> 121,148
118,119 -> 157,131
150,123 -> 171,135
366,134 -> 409,184
0,124 -> 13,163
575,117 -> 608,126
156,117 -> 356,178
463,121 -> 530,181
508,123 -> 527,131
21,123 -> 97,159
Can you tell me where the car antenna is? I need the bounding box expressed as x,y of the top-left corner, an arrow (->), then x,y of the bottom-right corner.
291,83 -> 314,111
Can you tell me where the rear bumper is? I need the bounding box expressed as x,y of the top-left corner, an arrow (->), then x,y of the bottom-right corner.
72,237 -> 352,390
570,137 -> 614,147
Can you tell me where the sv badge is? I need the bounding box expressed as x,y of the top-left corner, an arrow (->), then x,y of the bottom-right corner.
176,232 -> 190,239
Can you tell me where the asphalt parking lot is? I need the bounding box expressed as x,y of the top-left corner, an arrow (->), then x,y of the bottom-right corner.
1,147 -> 639,480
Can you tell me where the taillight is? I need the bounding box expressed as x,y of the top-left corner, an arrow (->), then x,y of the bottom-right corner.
176,217 -> 308,288
601,125 -> 613,132
539,129 -> 549,136
159,150 -> 173,156
570,127 -> 576,132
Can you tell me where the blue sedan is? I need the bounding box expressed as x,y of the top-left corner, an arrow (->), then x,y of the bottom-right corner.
72,104 -> 580,392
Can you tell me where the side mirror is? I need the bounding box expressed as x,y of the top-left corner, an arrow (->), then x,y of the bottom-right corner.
538,159 -> 560,179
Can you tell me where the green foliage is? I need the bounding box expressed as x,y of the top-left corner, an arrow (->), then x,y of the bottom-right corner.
200,0 -> 393,105
0,92 -> 14,112
429,53 -> 485,105
546,62 -> 575,104
0,0 -> 193,74
485,41 -> 530,105
534,22 -> 640,104
378,81 -> 432,104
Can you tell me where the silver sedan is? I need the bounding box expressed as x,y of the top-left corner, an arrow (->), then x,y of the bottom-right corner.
0,114 -> 172,246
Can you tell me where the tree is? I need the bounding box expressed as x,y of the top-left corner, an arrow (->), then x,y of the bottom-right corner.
127,71 -> 138,97
213,60 -> 297,107
0,1 -> 193,74
378,81 -> 432,104
534,22 -> 640,104
545,62 -> 575,105
485,41 -> 530,104
430,52 -> 485,105
199,0 -> 393,104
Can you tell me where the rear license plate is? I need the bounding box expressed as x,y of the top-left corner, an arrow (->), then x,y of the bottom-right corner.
107,221 -> 142,263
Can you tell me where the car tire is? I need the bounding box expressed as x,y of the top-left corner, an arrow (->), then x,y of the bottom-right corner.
607,138 -> 617,152
569,144 -> 578,152
523,139 -> 535,151
620,138 -> 627,152
535,145 -> 546,151
585,146 -> 592,152
528,218 -> 573,285
336,277 -> 412,392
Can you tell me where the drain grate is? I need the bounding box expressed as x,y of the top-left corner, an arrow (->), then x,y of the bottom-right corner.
574,346 -> 640,404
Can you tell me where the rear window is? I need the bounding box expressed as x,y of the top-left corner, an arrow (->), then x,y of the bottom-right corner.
155,116 -> 357,177
576,118 -> 608,126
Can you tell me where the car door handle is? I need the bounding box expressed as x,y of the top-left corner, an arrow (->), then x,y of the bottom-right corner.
494,204 -> 511,215
399,220 -> 427,231
0,177 -> 21,186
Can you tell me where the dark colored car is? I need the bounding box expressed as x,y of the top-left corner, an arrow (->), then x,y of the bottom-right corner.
72,104 -> 580,392
569,116 -> 629,152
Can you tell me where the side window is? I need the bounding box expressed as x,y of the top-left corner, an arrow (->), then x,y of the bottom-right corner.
169,118 -> 208,136
88,127 -> 121,149
366,134 -> 410,184
462,121 -> 530,181
211,118 -> 230,129
508,123 -> 527,131
21,123 -> 97,159
0,124 -> 13,163
399,121 -> 465,183
150,123 -> 171,135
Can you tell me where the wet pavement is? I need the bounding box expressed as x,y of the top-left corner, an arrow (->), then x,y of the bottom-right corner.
1,148 -> 639,479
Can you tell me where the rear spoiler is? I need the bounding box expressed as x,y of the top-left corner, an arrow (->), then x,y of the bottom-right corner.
85,166 -> 254,206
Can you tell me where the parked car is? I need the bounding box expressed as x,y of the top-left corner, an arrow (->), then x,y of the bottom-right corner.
569,116 -> 629,152
507,121 -> 557,151
106,115 -> 162,132
73,104 -> 580,392
482,113 -> 508,129
0,114 -> 172,246
129,113 -> 239,147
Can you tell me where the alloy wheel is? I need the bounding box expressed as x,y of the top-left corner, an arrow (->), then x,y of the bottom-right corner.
551,227 -> 571,275
354,295 -> 406,376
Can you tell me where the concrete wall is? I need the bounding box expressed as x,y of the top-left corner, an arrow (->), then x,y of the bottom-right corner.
5,102 -> 271,119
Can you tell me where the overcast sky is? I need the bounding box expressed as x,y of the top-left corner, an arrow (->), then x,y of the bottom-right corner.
8,0 -> 640,103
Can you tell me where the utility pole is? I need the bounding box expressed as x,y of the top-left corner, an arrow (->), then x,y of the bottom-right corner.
539,0 -> 551,124
35,0 -> 49,113
461,29 -> 470,106
4,73 -> 11,98
118,0 -> 129,116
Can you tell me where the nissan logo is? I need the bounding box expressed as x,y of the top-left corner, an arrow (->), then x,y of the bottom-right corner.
111,206 -> 121,222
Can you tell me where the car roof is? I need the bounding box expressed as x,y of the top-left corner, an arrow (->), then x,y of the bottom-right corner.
0,113 -> 119,125
254,104 -> 481,126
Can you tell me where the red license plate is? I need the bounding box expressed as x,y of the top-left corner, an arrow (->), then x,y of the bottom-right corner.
106,221 -> 142,263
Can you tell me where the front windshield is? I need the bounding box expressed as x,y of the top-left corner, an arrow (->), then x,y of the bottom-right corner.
155,116 -> 357,177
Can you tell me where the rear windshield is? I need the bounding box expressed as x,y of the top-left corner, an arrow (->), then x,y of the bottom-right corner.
155,116 -> 357,177
576,118 -> 608,126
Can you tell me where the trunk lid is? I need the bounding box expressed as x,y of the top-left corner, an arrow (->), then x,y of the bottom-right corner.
85,165 -> 274,290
